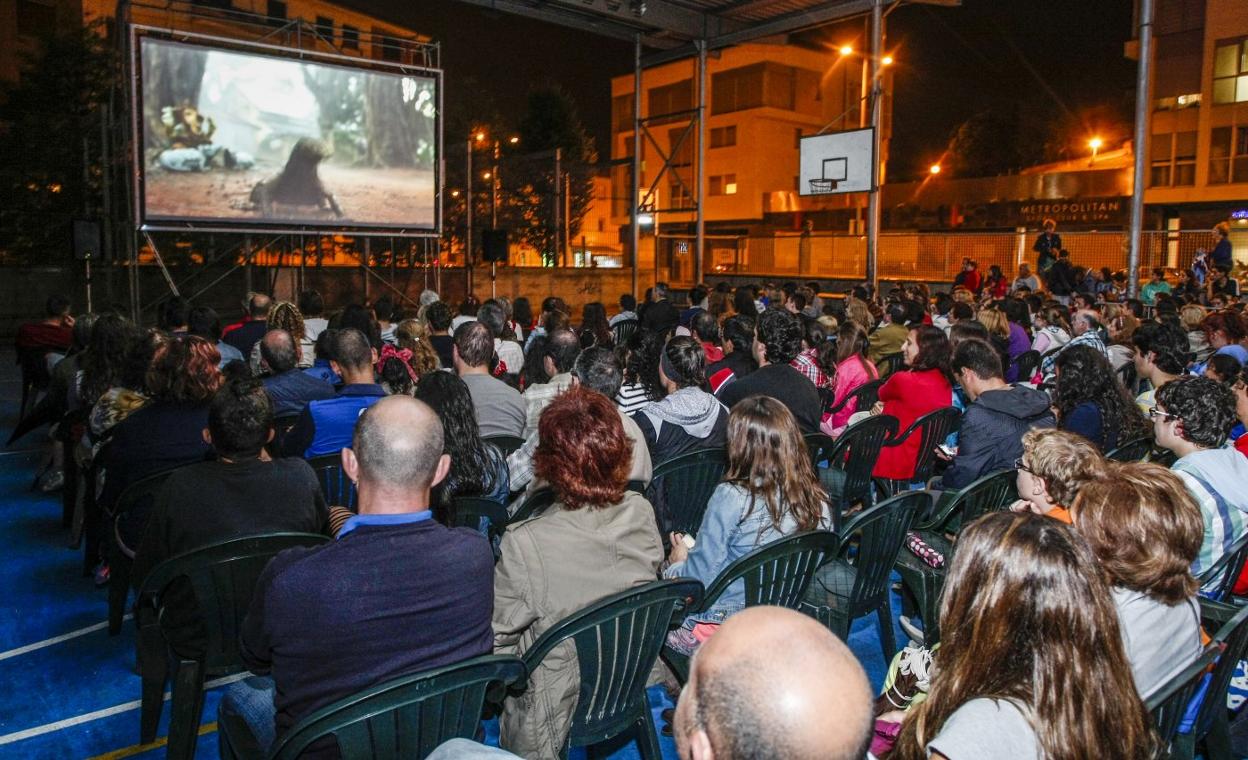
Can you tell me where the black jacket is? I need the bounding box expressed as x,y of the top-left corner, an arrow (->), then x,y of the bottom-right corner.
938,383 -> 1055,490
640,299 -> 680,335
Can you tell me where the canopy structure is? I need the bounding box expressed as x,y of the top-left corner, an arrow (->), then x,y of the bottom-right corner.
451,0 -> 959,293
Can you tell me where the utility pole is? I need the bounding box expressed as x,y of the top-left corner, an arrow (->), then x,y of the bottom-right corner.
465,138 -> 474,295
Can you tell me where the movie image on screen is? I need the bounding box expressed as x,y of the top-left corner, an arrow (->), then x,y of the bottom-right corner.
138,36 -> 438,230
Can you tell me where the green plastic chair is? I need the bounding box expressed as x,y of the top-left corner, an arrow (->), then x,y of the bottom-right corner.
219,655 -> 527,760
509,486 -> 558,522
824,377 -> 885,419
876,407 -> 962,496
1149,448 -> 1179,468
134,532 -> 330,756
483,435 -> 526,458
612,319 -> 639,346
452,496 -> 509,548
107,467 -> 183,636
307,453 -> 356,511
1196,531 -> 1248,604
893,469 -> 1017,645
1106,435 -> 1154,463
517,579 -> 703,759
809,415 -> 899,531
1168,601 -> 1248,760
802,490 -> 928,661
877,352 -> 906,378
1145,645 -> 1221,756
645,448 -> 728,538
661,531 -> 840,684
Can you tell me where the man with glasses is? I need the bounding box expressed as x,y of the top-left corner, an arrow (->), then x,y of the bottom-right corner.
1152,376 -> 1248,577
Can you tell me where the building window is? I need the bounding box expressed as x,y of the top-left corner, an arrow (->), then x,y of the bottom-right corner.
709,125 -> 736,148
372,30 -> 402,62
341,24 -> 360,50
668,127 -> 693,167
1150,131 -> 1197,187
612,94 -> 634,133
265,0 -> 286,22
16,0 -> 57,37
712,64 -> 764,114
1213,39 -> 1248,105
649,80 -> 693,125
709,174 -> 738,196
1210,126 -> 1248,184
669,183 -> 693,208
315,15 -> 334,41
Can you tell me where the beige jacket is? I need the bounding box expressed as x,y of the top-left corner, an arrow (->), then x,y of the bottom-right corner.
493,491 -> 664,759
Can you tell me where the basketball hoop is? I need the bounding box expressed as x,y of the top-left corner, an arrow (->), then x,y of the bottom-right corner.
809,178 -> 838,194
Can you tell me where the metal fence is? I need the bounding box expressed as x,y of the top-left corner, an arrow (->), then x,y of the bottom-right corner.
660,229 -> 1244,286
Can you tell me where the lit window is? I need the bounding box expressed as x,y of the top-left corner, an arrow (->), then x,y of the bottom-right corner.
1213,39 -> 1248,105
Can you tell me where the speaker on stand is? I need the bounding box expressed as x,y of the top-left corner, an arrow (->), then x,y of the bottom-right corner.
482,228 -> 508,299
73,220 -> 101,313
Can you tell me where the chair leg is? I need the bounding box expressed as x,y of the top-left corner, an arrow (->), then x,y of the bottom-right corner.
108,553 -> 131,636
1170,730 -> 1195,760
921,575 -> 942,645
1204,708 -> 1232,760
138,622 -> 167,744
634,706 -> 664,760
166,658 -> 206,760
876,602 -> 897,662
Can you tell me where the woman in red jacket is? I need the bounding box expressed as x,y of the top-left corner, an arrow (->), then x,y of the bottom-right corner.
872,325 -> 955,480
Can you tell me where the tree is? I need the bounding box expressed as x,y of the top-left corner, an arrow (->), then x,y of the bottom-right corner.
0,23 -> 117,264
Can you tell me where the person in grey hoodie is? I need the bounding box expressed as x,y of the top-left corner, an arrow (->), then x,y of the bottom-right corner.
633,335 -> 729,466
937,338 -> 1056,491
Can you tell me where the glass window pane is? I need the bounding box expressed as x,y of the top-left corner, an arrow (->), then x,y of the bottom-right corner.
1214,77 -> 1236,104
1151,134 -> 1172,161
1174,162 -> 1195,186
1175,131 -> 1197,158
1209,159 -> 1230,184
1234,156 -> 1248,184
1150,165 -> 1171,187
1215,44 -> 1238,78
1238,75 -> 1248,103
1211,126 -> 1232,157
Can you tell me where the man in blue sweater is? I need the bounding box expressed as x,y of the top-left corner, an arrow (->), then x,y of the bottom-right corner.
220,395 -> 495,757
280,328 -> 386,458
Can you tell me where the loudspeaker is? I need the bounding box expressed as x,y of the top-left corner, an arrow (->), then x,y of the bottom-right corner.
482,227 -> 508,263
73,220 -> 102,261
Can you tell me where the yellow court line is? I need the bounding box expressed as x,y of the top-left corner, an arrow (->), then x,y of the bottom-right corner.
86,722 -> 218,760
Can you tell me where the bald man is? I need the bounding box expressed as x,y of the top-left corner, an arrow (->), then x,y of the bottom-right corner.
222,396 -> 495,757
674,606 -> 874,760
259,329 -> 334,418
223,292 -> 274,357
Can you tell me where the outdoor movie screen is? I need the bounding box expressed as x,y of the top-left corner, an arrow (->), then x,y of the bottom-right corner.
136,35 -> 439,232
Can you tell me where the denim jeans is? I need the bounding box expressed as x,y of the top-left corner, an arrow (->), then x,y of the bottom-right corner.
219,675 -> 277,756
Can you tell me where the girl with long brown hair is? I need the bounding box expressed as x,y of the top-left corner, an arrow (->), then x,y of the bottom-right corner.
821,320 -> 878,437
664,395 -> 832,654
891,511 -> 1157,760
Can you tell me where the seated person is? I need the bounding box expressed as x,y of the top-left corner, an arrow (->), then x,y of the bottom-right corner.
706,314 -> 757,395
870,326 -> 954,482
280,329 -> 385,458
302,328 -> 341,386
634,336 -> 728,466
493,386 -> 663,758
222,293 -> 272,358
259,329 -> 334,418
426,301 -> 456,370
478,302 -> 524,378
1053,345 -> 1150,452
1010,428 -> 1106,524
1131,321 -> 1189,412
507,347 -> 652,495
132,376 -> 330,653
1152,376 -> 1248,577
937,339 -> 1054,491
413,371 -> 510,515
454,321 -> 526,439
890,512 -> 1156,759
188,305 -> 245,369
719,309 -> 821,434
521,329 -> 581,438
665,396 -> 832,654
223,396 -> 494,756
821,320 -> 878,437
867,302 -> 908,364
1072,463 -> 1202,696
15,293 -> 73,360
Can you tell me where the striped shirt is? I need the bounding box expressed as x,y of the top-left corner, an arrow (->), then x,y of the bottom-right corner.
1173,447 -> 1248,579
615,382 -> 653,416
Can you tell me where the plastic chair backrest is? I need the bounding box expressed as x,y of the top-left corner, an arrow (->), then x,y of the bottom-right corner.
825,415 -> 899,513
520,579 -> 703,749
112,467 -> 182,520
825,378 -> 886,417
647,448 -> 728,536
612,319 -> 639,346
138,533 -> 330,672
509,487 -> 558,522
835,491 -> 926,616
307,453 -> 356,511
1145,645 -> 1220,748
1106,436 -> 1154,463
921,469 -> 1017,534
890,407 -> 962,483
698,531 -> 840,614
1197,531 -> 1248,603
878,353 -> 906,378
269,655 -> 527,760
1193,602 -> 1248,741
483,435 -> 526,458
1014,350 -> 1041,381
451,496 -> 509,546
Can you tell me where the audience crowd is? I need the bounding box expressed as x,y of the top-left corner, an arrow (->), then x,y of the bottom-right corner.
14,235 -> 1248,759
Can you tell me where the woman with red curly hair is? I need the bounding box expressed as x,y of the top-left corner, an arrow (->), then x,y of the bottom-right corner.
493,385 -> 663,759
98,335 -> 224,564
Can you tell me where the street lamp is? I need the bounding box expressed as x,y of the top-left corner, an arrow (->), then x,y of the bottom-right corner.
929,163 -> 941,175
839,44 -> 853,56
881,55 -> 894,66
1088,136 -> 1103,165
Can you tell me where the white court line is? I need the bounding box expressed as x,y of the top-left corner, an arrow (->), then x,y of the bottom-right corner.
0,616 -> 132,662
0,673 -> 247,746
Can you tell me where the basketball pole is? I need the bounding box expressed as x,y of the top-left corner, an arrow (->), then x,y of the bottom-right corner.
865,0 -> 883,293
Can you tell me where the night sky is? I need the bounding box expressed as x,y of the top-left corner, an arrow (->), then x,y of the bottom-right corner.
336,0 -> 1138,180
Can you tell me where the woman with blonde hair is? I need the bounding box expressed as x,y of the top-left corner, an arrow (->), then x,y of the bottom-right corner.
890,512 -> 1158,760
1072,462 -> 1203,696
394,318 -> 442,375
1181,303 -> 1212,363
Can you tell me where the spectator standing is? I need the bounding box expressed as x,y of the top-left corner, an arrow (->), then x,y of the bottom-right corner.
224,397 -> 494,757
634,336 -> 728,466
1032,218 -> 1062,274
1152,376 -> 1248,577
719,309 -> 821,434
453,321 -> 525,439
280,329 -> 385,458
493,387 -> 663,758
259,330 -> 335,418
640,281 -> 680,335
1210,221 -> 1234,271
937,339 -> 1054,490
